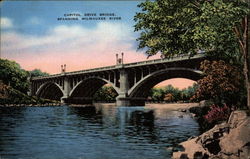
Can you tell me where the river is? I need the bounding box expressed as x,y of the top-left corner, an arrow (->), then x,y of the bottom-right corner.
0,104 -> 199,159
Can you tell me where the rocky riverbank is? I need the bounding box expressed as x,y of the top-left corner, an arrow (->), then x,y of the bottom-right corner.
172,110 -> 250,159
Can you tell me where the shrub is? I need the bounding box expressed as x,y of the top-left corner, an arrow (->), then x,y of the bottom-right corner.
204,104 -> 231,124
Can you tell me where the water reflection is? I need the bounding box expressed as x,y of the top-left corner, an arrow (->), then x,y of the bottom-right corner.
0,104 -> 199,159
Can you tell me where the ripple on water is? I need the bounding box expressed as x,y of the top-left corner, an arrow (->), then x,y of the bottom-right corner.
0,104 -> 199,159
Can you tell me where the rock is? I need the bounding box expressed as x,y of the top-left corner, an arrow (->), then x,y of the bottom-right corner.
219,111 -> 250,158
180,109 -> 187,112
172,110 -> 250,159
166,147 -> 173,151
227,110 -> 248,129
173,137 -> 209,159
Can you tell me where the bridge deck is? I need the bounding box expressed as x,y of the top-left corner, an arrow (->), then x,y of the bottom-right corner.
32,54 -> 205,80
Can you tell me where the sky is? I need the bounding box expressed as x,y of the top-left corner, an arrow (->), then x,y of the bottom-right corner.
0,1 -> 195,89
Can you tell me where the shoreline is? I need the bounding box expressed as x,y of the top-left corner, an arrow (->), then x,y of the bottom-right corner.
145,103 -> 199,111
0,102 -> 199,110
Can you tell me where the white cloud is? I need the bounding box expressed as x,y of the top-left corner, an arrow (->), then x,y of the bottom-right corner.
29,17 -> 42,25
1,17 -> 13,28
2,22 -> 134,52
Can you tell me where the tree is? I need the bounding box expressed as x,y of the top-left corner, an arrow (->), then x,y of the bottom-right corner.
93,86 -> 118,102
0,59 -> 29,93
150,88 -> 165,101
164,93 -> 174,102
193,60 -> 243,106
29,69 -> 49,77
164,85 -> 181,102
134,0 -> 250,108
134,0 -> 199,57
182,83 -> 198,102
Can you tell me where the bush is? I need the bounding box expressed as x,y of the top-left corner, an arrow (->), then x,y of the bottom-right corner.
204,104 -> 231,124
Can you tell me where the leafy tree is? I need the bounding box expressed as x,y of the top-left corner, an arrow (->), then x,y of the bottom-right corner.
93,86 -> 118,102
193,60 -> 243,106
148,84 -> 198,102
134,0 -> 199,57
164,93 -> 174,102
134,0 -> 250,108
164,85 -> 181,102
149,88 -> 165,101
29,69 -> 49,77
0,59 -> 29,93
182,83 -> 198,101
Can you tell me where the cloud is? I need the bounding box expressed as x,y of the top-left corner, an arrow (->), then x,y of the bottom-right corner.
2,22 -> 133,51
1,17 -> 13,28
2,22 -> 158,74
28,17 -> 42,25
1,21 -> 193,88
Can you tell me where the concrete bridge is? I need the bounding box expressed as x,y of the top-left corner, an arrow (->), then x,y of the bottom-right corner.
30,54 -> 205,106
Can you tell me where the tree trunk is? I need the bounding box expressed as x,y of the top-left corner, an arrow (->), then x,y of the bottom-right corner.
244,60 -> 250,108
245,13 -> 250,109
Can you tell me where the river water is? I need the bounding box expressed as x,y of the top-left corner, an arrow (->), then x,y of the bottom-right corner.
0,104 -> 199,159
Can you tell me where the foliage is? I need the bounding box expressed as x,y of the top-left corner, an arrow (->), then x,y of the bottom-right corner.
0,59 -> 54,105
29,69 -> 49,77
148,84 -> 197,102
134,0 -> 249,61
193,0 -> 249,64
93,84 -> 197,103
181,83 -> 198,102
134,0 -> 199,57
149,87 -> 165,101
0,81 -> 54,105
164,93 -> 174,102
134,0 -> 250,108
0,59 -> 29,93
93,85 -> 118,102
193,60 -> 243,106
204,104 -> 231,124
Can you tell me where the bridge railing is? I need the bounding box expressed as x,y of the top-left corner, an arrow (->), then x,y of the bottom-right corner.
32,65 -> 118,80
123,53 -> 205,68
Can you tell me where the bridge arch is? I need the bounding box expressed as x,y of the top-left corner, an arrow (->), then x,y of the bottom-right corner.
128,68 -> 202,99
67,77 -> 120,104
69,77 -> 120,97
36,82 -> 64,101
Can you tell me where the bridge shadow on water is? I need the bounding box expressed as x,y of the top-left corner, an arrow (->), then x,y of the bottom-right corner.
68,104 -> 158,142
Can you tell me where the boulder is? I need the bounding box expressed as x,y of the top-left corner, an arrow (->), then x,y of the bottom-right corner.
172,110 -> 250,159
218,111 -> 250,158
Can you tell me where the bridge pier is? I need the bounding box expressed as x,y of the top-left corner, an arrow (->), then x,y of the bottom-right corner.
116,96 -> 131,106
116,68 -> 131,106
61,76 -> 71,104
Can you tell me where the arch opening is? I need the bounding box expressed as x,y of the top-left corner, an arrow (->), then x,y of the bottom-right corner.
154,78 -> 196,90
93,84 -> 118,103
69,78 -> 118,104
36,82 -> 63,101
148,78 -> 198,103
128,68 -> 202,102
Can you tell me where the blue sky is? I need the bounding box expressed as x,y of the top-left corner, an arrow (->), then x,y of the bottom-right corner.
1,1 -> 140,35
